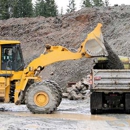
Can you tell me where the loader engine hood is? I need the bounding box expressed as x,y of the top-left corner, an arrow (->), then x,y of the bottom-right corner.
81,23 -> 108,57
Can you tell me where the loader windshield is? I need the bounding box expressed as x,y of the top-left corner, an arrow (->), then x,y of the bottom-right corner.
2,47 -> 13,70
15,45 -> 25,71
1,44 -> 24,71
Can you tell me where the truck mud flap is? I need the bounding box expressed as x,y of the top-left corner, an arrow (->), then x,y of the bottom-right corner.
90,92 -> 103,114
125,93 -> 130,114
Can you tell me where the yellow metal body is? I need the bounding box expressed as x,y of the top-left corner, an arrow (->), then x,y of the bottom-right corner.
0,77 -> 10,102
0,23 -> 106,104
0,40 -> 20,44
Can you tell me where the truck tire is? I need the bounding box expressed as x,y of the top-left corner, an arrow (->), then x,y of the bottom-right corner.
125,93 -> 130,114
90,92 -> 103,114
25,80 -> 62,114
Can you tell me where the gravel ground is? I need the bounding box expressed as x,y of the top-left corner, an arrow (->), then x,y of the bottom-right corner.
0,98 -> 130,130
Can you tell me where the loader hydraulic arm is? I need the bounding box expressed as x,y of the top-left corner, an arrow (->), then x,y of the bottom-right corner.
24,23 -> 107,76
15,23 -> 108,104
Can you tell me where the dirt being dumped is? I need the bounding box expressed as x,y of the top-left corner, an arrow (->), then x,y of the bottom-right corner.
0,5 -> 130,88
103,40 -> 124,69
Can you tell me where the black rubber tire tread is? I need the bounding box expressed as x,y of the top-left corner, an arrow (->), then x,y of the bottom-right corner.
45,80 -> 62,107
21,79 -> 34,104
125,93 -> 130,114
90,92 -> 103,115
91,109 -> 96,115
25,81 -> 60,114
91,109 -> 102,114
126,109 -> 130,114
96,109 -> 102,114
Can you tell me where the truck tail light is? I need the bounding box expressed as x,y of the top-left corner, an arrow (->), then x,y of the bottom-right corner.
94,76 -> 101,80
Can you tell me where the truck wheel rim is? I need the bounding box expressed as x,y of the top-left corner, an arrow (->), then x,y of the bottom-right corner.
34,92 -> 49,107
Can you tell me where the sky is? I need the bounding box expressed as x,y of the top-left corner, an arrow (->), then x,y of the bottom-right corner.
32,0 -> 130,13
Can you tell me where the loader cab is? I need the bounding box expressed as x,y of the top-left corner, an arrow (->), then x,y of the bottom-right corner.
0,40 -> 25,71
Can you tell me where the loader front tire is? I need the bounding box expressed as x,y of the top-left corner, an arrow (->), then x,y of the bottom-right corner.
25,81 -> 62,114
45,80 -> 62,107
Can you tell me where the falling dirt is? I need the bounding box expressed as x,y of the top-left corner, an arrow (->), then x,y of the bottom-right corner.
103,40 -> 124,69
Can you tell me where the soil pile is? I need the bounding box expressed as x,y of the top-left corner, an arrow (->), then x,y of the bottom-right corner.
0,5 -> 130,88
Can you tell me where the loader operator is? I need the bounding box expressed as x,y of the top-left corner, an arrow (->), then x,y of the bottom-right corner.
2,49 -> 12,70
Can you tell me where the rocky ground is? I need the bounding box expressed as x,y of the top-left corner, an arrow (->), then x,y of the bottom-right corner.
1,5 -> 130,88
0,98 -> 130,130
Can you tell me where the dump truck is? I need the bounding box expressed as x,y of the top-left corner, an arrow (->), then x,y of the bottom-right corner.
90,56 -> 130,114
0,23 -> 108,114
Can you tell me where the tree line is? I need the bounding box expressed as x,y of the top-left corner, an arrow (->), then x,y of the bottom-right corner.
0,0 -> 109,20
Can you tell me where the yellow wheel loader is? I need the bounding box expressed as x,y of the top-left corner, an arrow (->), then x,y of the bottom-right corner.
0,23 -> 107,114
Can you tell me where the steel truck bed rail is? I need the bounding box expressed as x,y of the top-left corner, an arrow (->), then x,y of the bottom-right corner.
92,69 -> 130,92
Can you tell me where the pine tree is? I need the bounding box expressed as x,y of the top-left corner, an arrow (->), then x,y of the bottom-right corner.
45,0 -> 58,17
67,0 -> 76,13
35,0 -> 45,16
104,0 -> 109,6
0,0 -> 12,19
93,0 -> 104,6
82,0 -> 92,7
60,7 -> 63,16
82,0 -> 104,7
34,0 -> 58,17
13,0 -> 33,18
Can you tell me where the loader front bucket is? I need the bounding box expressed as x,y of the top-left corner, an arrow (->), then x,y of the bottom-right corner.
81,23 -> 108,57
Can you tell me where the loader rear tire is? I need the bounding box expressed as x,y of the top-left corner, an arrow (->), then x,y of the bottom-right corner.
25,80 -> 62,114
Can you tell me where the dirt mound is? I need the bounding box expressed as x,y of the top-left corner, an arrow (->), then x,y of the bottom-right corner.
0,5 -> 130,88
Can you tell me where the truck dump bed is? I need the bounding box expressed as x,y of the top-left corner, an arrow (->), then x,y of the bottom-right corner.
92,69 -> 130,92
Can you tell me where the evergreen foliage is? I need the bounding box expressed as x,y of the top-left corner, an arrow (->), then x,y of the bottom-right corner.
67,0 -> 76,13
82,0 -> 92,7
60,7 -> 63,16
13,0 -> 33,18
0,0 -> 33,19
93,0 -> 104,6
35,0 -> 45,16
82,0 -> 104,7
104,0 -> 109,6
0,0 -> 10,19
34,0 -> 58,17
